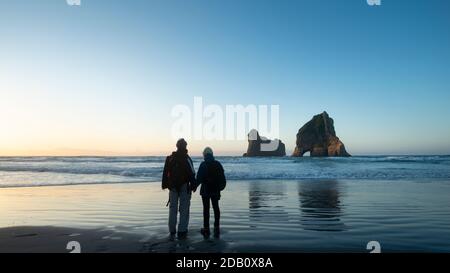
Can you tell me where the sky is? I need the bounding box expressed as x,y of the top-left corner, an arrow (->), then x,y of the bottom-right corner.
0,0 -> 449,156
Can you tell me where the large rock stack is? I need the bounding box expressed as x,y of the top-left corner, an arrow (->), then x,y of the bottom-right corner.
292,112 -> 350,157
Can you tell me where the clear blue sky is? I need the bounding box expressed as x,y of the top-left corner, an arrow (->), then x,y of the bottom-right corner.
1,0 -> 449,155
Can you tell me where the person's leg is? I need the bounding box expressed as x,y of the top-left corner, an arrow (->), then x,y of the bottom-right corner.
211,196 -> 220,229
168,190 -> 179,234
178,184 -> 191,233
202,196 -> 211,229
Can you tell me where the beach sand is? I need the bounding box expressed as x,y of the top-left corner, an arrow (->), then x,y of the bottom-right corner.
1,180 -> 450,253
0,226 -> 143,253
0,225 -> 229,253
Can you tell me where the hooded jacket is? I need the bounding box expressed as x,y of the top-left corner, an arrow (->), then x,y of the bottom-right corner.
193,154 -> 226,198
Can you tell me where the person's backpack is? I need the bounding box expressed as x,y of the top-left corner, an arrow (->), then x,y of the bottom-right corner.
169,156 -> 188,190
162,154 -> 190,191
218,167 -> 226,191
205,161 -> 226,192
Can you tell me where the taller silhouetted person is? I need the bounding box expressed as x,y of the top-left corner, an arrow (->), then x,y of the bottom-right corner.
162,138 -> 195,239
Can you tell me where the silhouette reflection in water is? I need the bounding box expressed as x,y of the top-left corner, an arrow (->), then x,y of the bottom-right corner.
248,181 -> 289,227
298,180 -> 346,232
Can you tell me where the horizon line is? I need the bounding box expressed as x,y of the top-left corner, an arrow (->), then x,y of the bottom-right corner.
0,153 -> 449,157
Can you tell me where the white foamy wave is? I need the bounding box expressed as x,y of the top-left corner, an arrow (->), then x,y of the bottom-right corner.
0,156 -> 449,188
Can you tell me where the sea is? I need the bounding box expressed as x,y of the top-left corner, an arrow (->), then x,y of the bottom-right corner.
1,155 -> 450,188
1,155 -> 450,252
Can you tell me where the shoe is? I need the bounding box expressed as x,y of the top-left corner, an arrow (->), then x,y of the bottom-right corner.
200,228 -> 211,237
177,231 -> 187,240
213,227 -> 220,238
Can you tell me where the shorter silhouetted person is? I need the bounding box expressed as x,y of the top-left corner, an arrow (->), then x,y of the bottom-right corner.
192,147 -> 226,237
162,138 -> 195,239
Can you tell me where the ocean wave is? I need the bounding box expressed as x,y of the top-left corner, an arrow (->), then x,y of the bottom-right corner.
0,180 -> 151,189
348,156 -> 450,164
1,156 -> 450,188
0,165 -> 163,178
0,156 -> 166,164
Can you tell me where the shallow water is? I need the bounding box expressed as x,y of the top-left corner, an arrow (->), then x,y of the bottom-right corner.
1,180 -> 449,252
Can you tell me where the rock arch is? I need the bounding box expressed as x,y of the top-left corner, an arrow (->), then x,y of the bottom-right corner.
292,112 -> 350,157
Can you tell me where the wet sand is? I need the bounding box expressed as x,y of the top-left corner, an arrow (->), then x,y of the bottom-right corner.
0,226 -> 143,253
0,225 -> 230,253
1,180 -> 450,253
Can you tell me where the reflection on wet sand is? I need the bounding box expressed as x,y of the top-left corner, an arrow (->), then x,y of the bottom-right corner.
298,180 -> 346,232
248,182 -> 289,227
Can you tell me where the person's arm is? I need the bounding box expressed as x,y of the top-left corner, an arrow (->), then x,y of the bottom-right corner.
192,162 -> 206,191
186,156 -> 196,182
161,156 -> 170,189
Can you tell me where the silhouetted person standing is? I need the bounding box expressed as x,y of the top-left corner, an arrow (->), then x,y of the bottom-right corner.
162,138 -> 195,239
192,147 -> 226,237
